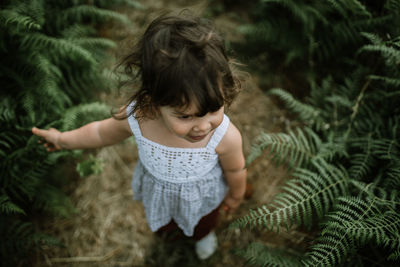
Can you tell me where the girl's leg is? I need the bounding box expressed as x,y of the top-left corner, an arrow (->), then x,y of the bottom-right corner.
155,205 -> 221,241
192,205 -> 221,241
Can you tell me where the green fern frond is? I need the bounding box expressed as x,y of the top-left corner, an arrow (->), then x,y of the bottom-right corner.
62,5 -> 130,25
360,32 -> 383,45
61,24 -> 97,38
262,0 -> 327,30
348,136 -> 374,180
386,230 -> 400,261
94,0 -> 145,9
0,10 -> 41,31
21,90 -> 35,122
246,127 -> 321,168
326,0 -> 371,18
302,228 -> 355,266
72,37 -> 117,50
61,102 -> 110,131
358,44 -> 400,65
305,197 -> 400,265
235,242 -> 300,267
0,194 -> 25,215
268,88 -> 325,129
317,134 -> 348,160
302,197 -> 366,266
369,74 -> 400,88
20,33 -> 96,65
344,0 -> 372,18
388,250 -> 400,261
372,138 -> 399,160
231,162 -> 349,232
33,184 -> 75,218
385,160 -> 400,189
0,97 -> 16,127
385,0 -> 400,13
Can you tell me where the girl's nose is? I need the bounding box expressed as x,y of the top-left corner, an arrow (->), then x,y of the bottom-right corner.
193,118 -> 210,132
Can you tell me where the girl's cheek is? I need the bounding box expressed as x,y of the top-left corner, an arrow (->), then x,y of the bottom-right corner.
171,122 -> 190,136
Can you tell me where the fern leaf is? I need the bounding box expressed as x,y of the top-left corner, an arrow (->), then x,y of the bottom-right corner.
372,138 -> 399,160
386,230 -> 400,261
385,160 -> 400,189
61,24 -> 97,38
385,0 -> 400,13
62,5 -> 130,25
231,161 -> 349,231
348,136 -> 375,180
360,32 -> 383,45
247,127 -> 320,168
71,37 -> 117,49
302,228 -> 355,266
61,102 -> 110,131
345,0 -> 372,18
0,10 -> 41,31
0,194 -> 26,215
235,242 -> 300,267
369,74 -> 400,88
268,88 -> 325,129
305,197 -> 400,266
20,33 -> 96,65
358,44 -> 400,65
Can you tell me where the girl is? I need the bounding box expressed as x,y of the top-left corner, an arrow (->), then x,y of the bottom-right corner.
32,11 -> 247,260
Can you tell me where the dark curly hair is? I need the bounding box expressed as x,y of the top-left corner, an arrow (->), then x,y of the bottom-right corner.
116,10 -> 241,119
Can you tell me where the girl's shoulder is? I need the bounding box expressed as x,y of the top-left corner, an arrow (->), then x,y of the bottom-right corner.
215,121 -> 243,156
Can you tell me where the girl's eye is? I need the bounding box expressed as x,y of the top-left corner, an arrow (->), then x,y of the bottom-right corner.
179,115 -> 191,119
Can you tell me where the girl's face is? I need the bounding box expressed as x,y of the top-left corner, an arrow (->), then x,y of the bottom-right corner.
158,103 -> 224,143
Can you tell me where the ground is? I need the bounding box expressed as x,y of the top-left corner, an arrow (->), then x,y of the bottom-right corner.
34,1 -> 311,266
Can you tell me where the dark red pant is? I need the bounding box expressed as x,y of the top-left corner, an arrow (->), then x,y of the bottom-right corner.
155,205 -> 221,241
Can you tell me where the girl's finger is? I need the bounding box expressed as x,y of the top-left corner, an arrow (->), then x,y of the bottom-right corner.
32,127 -> 43,137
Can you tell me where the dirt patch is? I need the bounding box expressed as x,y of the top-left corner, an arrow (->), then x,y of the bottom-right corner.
33,1 -> 302,266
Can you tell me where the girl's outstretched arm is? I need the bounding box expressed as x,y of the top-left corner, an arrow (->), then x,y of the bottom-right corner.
216,123 -> 247,214
32,116 -> 132,151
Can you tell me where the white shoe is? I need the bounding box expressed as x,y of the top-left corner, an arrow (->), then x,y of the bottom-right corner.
195,231 -> 217,260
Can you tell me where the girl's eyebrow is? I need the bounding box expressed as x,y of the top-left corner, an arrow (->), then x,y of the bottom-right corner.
173,110 -> 193,116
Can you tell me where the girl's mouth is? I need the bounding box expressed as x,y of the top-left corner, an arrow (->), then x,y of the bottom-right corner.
189,134 -> 207,141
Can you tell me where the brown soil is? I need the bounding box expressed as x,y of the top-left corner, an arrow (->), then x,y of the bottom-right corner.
34,1 -> 310,266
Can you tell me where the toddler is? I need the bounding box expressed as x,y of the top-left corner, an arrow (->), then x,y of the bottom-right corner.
32,11 -> 247,260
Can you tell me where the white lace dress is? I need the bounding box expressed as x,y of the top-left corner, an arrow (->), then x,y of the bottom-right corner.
127,106 -> 229,236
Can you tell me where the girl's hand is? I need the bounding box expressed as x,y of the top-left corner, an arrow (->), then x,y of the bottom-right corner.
32,127 -> 62,152
223,193 -> 243,214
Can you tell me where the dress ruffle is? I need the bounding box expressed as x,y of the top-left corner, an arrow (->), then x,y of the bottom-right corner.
132,160 -> 228,236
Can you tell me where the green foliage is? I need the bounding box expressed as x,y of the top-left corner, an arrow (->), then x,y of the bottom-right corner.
234,242 -> 300,267
230,0 -> 400,266
0,0 -> 138,264
233,0 -> 399,85
76,154 -> 104,177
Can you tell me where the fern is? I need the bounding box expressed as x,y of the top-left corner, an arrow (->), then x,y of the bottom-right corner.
61,102 -> 110,131
0,0 -> 135,264
247,127 -> 321,169
229,0 -> 400,265
232,161 -> 349,232
20,33 -> 97,64
0,194 -> 26,215
61,5 -> 131,25
0,9 -> 41,31
235,242 -> 300,267
302,197 -> 400,265
268,88 -> 325,129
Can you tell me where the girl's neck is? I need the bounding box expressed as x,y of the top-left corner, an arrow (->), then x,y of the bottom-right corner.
137,116 -> 214,149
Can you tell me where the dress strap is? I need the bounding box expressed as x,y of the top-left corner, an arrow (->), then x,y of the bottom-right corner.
207,114 -> 230,150
126,102 -> 142,138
